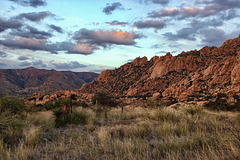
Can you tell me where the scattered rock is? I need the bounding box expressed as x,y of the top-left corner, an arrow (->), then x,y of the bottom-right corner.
152,93 -> 161,100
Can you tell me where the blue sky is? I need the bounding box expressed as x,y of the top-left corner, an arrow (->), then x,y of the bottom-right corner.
0,0 -> 239,73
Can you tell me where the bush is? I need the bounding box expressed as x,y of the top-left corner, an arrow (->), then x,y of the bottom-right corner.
0,97 -> 26,114
55,98 -> 71,108
0,111 -> 26,145
92,92 -> 118,107
53,108 -> 89,127
0,97 -> 28,145
0,97 -> 35,147
44,101 -> 56,110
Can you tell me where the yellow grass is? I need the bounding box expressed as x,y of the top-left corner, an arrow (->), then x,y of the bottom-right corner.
1,104 -> 239,159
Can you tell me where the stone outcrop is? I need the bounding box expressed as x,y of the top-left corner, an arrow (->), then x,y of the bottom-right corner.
28,89 -> 95,106
80,35 -> 240,102
28,35 -> 240,105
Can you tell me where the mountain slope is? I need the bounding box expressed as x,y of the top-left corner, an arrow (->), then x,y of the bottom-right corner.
0,67 -> 98,97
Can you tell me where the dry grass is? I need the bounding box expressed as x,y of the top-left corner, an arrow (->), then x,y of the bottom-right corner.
1,104 -> 240,160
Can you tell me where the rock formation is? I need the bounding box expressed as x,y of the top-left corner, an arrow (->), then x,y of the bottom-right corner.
80,35 -> 240,102
28,35 -> 240,105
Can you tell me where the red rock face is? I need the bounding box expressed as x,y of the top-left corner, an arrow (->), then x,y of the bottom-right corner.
80,35 -> 240,102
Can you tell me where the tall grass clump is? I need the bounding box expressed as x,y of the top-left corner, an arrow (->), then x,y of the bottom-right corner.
155,108 -> 180,123
0,96 -> 26,114
0,97 -> 27,146
0,96 -> 55,159
53,108 -> 89,127
185,105 -> 203,117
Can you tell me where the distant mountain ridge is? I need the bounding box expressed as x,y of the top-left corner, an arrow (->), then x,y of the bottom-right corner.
0,67 -> 98,97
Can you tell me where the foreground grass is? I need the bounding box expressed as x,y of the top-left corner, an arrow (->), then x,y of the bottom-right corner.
1,104 -> 240,160
0,110 -> 55,160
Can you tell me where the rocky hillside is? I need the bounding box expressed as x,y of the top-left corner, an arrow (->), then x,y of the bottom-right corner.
0,67 -> 98,97
80,35 -> 240,102
28,35 -> 240,105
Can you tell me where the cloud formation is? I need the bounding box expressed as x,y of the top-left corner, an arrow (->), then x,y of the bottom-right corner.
102,2 -> 123,15
0,37 -> 98,55
0,18 -> 22,32
134,20 -> 166,30
0,62 -> 7,67
73,28 -> 141,47
18,55 -> 29,60
19,61 -> 31,67
47,24 -> 63,33
0,28 -> 141,55
199,28 -> 230,46
143,0 -> 170,5
17,59 -> 46,67
106,20 -> 128,26
63,43 -> 99,55
8,0 -> 47,7
17,11 -> 54,22
163,27 -> 197,41
11,26 -> 52,39
148,7 -> 179,18
32,60 -> 46,67
0,51 -> 7,58
0,37 -> 49,51
52,61 -> 86,70
161,7 -> 238,42
149,0 -> 240,19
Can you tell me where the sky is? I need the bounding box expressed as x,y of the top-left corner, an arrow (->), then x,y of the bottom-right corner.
0,0 -> 240,73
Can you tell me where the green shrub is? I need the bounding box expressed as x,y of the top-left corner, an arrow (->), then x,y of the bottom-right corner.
0,97 -> 27,146
0,97 -> 26,114
0,111 -> 25,145
44,101 -> 56,110
55,98 -> 71,108
92,92 -> 118,107
53,108 -> 89,127
77,101 -> 88,108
